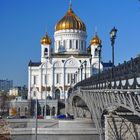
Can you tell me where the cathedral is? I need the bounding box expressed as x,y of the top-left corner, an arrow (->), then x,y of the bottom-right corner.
28,3 -> 104,100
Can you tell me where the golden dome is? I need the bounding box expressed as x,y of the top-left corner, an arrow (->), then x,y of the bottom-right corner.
55,5 -> 86,32
41,32 -> 52,45
90,34 -> 101,46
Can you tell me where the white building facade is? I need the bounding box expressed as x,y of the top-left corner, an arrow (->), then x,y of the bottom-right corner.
28,4 -> 103,100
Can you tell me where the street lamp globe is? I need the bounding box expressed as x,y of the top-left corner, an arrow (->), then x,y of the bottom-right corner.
84,60 -> 87,79
80,64 -> 83,69
110,27 -> 117,40
84,60 -> 87,68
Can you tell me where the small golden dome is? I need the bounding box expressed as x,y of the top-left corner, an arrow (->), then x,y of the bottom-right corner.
41,32 -> 52,45
90,34 -> 101,46
55,5 -> 86,32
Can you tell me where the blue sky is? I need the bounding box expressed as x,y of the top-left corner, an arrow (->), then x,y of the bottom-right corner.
0,0 -> 140,86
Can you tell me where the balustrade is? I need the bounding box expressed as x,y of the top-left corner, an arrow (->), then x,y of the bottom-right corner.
74,56 -> 140,90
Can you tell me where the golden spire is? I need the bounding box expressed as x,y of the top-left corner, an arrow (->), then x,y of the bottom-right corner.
68,0 -> 73,13
69,0 -> 72,10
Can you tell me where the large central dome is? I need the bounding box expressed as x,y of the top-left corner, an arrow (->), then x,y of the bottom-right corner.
55,5 -> 86,32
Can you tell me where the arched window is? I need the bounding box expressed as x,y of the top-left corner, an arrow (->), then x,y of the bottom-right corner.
44,75 -> 47,84
84,41 -> 86,51
56,74 -> 60,84
63,40 -> 65,48
70,40 -> 72,49
43,105 -> 50,116
81,40 -> 83,50
58,41 -> 61,49
18,108 -> 20,112
95,48 -> 98,56
33,76 -> 36,85
76,40 -> 78,49
25,107 -> 28,112
51,107 -> 55,116
67,74 -> 70,84
33,91 -> 36,97
44,48 -> 48,56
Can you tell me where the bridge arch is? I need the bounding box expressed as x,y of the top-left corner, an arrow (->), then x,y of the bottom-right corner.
69,88 -> 140,140
69,92 -> 104,140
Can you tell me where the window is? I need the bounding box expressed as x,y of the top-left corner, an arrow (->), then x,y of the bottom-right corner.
81,41 -> 83,50
67,74 -> 70,84
33,91 -> 36,97
44,48 -> 48,56
44,75 -> 47,84
18,108 -> 20,112
58,41 -> 61,49
95,48 -> 98,56
71,74 -> 73,83
63,40 -> 65,48
76,40 -> 78,49
70,40 -> 72,49
67,73 -> 76,84
25,107 -> 28,112
56,74 -> 60,84
84,41 -> 86,51
74,74 -> 76,83
33,76 -> 36,85
71,73 -> 76,83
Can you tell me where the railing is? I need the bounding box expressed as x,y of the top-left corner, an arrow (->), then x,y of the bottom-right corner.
74,56 -> 140,90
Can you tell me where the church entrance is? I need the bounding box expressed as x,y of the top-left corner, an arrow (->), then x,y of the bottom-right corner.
51,107 -> 55,116
55,89 -> 60,100
43,105 -> 50,116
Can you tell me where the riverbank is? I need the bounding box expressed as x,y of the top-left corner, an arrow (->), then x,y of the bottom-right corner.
9,118 -> 98,134
9,118 -> 102,140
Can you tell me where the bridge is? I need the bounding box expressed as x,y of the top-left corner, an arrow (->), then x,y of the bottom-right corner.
68,56 -> 140,140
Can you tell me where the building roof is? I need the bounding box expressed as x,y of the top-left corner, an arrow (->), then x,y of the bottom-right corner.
28,61 -> 41,67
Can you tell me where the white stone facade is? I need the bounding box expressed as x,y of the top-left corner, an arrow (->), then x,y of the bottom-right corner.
54,30 -> 87,54
28,6 -> 103,100
28,53 -> 96,100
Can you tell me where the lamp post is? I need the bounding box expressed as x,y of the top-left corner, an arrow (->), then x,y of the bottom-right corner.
97,45 -> 102,76
89,57 -> 92,76
35,95 -> 38,140
84,60 -> 87,79
34,87 -> 38,140
110,27 -> 117,66
78,68 -> 80,82
44,59 -> 48,119
80,65 -> 83,81
75,71 -> 78,83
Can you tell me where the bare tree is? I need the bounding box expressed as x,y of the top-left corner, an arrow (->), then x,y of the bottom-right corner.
0,92 -> 9,116
0,119 -> 12,140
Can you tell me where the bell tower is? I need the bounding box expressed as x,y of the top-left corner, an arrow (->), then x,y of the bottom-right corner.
41,32 -> 52,63
90,33 -> 102,65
